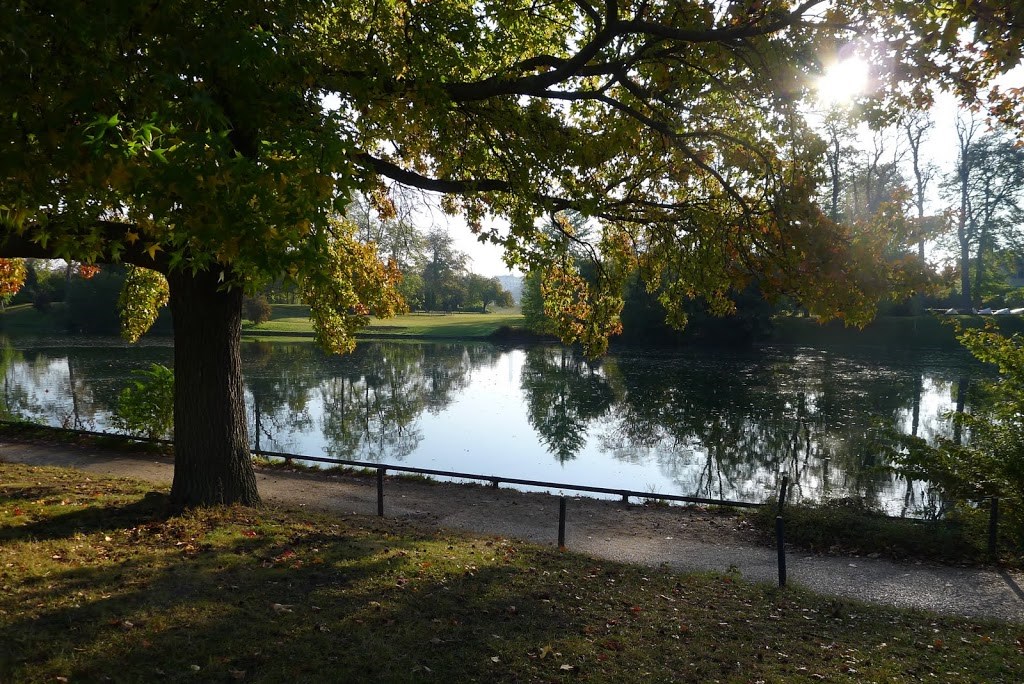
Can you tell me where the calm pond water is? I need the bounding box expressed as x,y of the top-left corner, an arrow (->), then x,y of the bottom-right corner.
0,336 -> 991,514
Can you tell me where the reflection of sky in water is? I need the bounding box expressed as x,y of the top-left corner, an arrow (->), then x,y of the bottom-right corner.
0,336 -> 991,514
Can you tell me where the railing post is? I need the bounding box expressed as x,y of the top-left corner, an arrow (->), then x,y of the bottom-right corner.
777,473 -> 789,516
253,394 -> 260,455
988,496 -> 1000,557
558,496 -> 567,550
377,468 -> 385,517
776,473 -> 789,588
776,514 -> 787,588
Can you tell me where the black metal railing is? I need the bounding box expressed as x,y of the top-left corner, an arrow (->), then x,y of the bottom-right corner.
9,419 -> 1004,586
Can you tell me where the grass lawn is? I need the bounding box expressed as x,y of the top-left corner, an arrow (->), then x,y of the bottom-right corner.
0,302 -> 68,334
243,306 -> 526,340
2,463 -> 1023,683
0,301 -> 525,342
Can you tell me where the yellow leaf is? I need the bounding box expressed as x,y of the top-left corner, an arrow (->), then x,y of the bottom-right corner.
125,231 -> 140,244
145,243 -> 162,260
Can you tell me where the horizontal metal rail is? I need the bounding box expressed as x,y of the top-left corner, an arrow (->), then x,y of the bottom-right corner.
253,448 -> 763,509
0,421 -> 761,509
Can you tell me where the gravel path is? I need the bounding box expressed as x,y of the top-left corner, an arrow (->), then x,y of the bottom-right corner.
3,439 -> 1023,623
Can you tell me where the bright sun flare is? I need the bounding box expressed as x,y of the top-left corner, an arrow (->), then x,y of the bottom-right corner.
815,57 -> 870,106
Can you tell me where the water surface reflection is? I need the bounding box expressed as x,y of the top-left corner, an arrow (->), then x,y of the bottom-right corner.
0,336 -> 989,512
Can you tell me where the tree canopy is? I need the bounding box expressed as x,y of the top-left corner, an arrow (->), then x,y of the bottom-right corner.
1,0 -> 1021,505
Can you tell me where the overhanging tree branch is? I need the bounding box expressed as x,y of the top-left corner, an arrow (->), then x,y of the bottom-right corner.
0,221 -> 171,272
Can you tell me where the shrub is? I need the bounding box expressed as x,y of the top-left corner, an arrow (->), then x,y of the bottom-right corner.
244,295 -> 273,325
32,292 -> 51,312
111,364 -> 174,440
890,325 -> 1024,550
752,497 -> 990,563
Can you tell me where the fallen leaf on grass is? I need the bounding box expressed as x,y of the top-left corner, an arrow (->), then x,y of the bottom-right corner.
273,549 -> 296,563
271,603 -> 293,614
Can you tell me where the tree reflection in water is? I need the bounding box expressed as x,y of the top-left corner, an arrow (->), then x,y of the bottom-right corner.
314,341 -> 499,462
0,337 -> 991,512
520,347 -> 615,462
520,346 -> 987,512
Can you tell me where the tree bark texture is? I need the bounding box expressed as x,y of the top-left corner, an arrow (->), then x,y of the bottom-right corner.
167,269 -> 260,507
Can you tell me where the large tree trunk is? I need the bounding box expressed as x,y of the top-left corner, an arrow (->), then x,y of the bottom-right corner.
167,269 -> 260,507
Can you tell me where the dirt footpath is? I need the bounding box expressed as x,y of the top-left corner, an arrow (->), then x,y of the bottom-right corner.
3,438 -> 1023,623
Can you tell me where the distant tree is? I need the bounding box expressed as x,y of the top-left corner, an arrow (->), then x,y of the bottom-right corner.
466,274 -> 513,312
348,192 -> 426,272
842,130 -> 909,223
421,230 -> 467,312
944,119 -> 1024,307
259,278 -> 303,305
901,111 -> 937,261
820,110 -> 858,222
948,114 -> 984,308
965,134 -> 1024,305
521,271 -> 553,334
65,266 -> 127,334
10,259 -> 66,308
243,295 -> 273,325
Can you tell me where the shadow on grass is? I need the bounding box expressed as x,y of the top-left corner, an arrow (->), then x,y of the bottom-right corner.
4,474 -> 1024,682
1,523 -> 533,682
8,522 -> 1022,684
0,492 -> 172,543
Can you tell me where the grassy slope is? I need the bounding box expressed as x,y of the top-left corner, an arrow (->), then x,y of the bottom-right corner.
0,302 -> 526,341
2,463 -> 1023,684
243,305 -> 525,340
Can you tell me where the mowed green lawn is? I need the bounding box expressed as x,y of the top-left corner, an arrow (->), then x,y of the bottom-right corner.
0,302 -> 67,334
0,301 -> 524,341
244,304 -> 525,339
